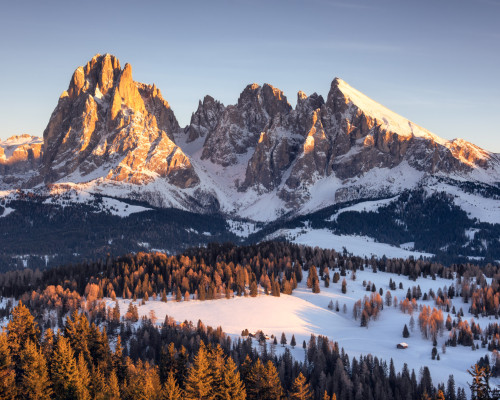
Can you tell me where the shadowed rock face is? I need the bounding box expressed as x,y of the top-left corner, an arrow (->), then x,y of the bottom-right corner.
2,55 -> 498,216
0,135 -> 42,188
38,54 -> 197,188
185,95 -> 225,143
200,83 -> 293,167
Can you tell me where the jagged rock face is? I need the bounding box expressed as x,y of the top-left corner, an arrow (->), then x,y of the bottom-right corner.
241,92 -> 325,191
0,135 -> 42,187
185,95 -> 225,143
200,83 -> 292,166
2,57 -> 499,219
318,78 -> 486,180
39,54 -> 197,188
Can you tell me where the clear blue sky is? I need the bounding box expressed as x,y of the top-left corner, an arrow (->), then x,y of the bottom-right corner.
1,0 -> 499,151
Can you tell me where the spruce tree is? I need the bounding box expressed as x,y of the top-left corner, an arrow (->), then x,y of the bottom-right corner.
184,343 -> 213,399
51,336 -> 80,400
313,280 -> 321,294
6,301 -> 40,362
223,357 -> 246,400
208,344 -> 225,398
291,334 -> 297,348
106,370 -> 121,400
19,340 -> 52,400
162,370 -> 183,400
245,358 -> 266,399
290,372 -> 312,400
280,332 -> 287,347
264,360 -> 283,399
76,353 -> 91,400
0,331 -> 16,400
402,324 -> 410,338
89,364 -> 106,400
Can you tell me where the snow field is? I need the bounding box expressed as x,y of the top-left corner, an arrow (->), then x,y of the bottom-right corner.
267,227 -> 434,259
108,267 -> 499,393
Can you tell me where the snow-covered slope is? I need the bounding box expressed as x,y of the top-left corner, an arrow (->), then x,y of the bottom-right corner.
107,266 -> 497,394
1,53 -> 499,224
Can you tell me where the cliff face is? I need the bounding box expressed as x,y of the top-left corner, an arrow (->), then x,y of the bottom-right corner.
0,135 -> 42,188
39,54 -> 197,188
2,54 -> 498,219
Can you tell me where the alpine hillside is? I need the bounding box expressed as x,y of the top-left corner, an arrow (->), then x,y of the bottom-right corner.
1,54 -> 499,269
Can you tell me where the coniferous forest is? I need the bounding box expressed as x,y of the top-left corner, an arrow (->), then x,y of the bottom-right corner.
1,241 -> 500,399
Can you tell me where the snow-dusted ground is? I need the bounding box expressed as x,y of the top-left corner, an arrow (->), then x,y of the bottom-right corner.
266,227 -> 434,259
108,267 -> 499,394
436,183 -> 500,224
326,196 -> 399,222
226,220 -> 261,238
42,190 -> 151,217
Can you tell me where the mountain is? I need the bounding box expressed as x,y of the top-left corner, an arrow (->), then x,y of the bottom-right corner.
1,54 -> 499,269
0,134 -> 42,187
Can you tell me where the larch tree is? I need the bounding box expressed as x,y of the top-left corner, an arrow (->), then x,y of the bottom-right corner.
51,336 -> 80,400
184,343 -> 213,400
289,372 -> 312,400
162,370 -> 183,400
19,340 -> 52,400
6,301 -> 40,362
223,357 -> 246,400
0,331 -> 16,400
264,360 -> 283,400
106,370 -> 121,400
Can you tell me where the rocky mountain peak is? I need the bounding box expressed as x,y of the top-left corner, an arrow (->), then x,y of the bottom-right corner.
184,95 -> 225,143
37,54 -> 196,189
66,53 -> 121,99
200,83 -> 292,166
237,83 -> 291,117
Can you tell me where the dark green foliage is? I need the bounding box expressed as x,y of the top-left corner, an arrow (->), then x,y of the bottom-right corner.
403,324 -> 410,338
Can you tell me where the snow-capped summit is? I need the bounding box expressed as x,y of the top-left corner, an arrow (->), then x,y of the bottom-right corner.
1,55 -> 499,221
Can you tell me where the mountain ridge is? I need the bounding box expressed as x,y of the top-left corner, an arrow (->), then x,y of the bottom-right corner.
1,54 -> 499,222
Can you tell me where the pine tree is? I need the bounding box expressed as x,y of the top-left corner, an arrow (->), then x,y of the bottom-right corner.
162,370 -> 183,400
341,279 -> 347,294
291,335 -> 296,348
106,370 -> 121,400
264,360 -> 283,399
436,390 -> 446,400
6,301 -> 40,362
402,324 -> 410,338
19,340 -> 52,400
280,332 -> 287,347
468,363 -> 495,400
51,336 -> 80,400
245,358 -> 266,399
223,357 -> 246,400
184,343 -> 213,399
76,353 -> 91,400
250,281 -> 258,297
0,331 -> 16,400
290,372 -> 312,400
208,344 -> 225,398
